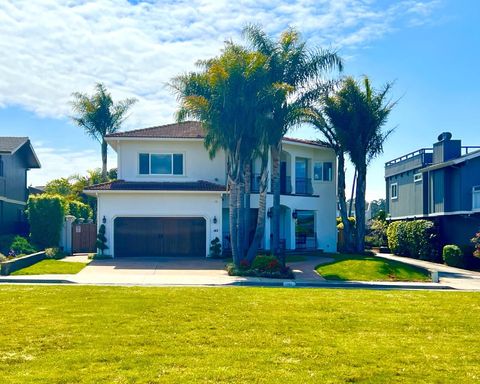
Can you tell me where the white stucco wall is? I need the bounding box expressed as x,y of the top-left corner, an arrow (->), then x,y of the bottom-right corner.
96,192 -> 223,257
114,139 -> 226,184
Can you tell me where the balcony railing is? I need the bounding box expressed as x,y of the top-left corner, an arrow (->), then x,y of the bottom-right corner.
250,174 -> 292,194
295,177 -> 313,195
295,232 -> 317,250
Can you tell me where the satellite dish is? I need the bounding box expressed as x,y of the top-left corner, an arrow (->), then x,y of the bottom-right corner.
437,132 -> 452,142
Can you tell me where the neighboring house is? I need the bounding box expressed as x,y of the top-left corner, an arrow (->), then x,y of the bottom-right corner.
0,137 -> 41,235
385,132 -> 480,246
84,121 -> 337,258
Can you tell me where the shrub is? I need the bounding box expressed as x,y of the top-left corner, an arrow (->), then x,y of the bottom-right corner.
27,194 -> 67,249
369,218 -> 388,246
10,236 -> 37,255
0,234 -> 16,255
209,237 -> 222,258
96,224 -> 108,255
442,245 -> 464,268
252,255 -> 281,272
472,231 -> 480,258
68,200 -> 93,220
336,216 -> 356,230
387,220 -> 438,261
45,247 -> 66,260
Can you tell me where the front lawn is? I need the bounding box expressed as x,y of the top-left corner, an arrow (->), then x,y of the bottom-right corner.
0,286 -> 478,383
316,253 -> 431,282
10,260 -> 87,275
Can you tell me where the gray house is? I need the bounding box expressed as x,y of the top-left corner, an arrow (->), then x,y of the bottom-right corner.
385,132 -> 480,247
0,137 -> 41,235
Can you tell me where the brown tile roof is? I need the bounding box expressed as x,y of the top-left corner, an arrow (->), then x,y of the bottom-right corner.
106,121 -> 205,139
84,180 -> 226,192
106,121 -> 328,147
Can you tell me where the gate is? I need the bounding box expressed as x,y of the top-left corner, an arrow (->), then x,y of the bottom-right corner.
72,223 -> 97,253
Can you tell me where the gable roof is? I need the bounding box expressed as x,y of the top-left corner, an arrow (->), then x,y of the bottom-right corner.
106,121 -> 328,148
0,137 -> 41,168
0,137 -> 29,153
84,180 -> 226,193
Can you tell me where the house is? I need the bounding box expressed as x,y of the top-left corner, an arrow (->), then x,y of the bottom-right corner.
385,132 -> 480,246
0,137 -> 41,235
84,121 -> 337,258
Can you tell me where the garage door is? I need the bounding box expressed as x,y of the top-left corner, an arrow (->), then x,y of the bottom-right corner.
114,217 -> 206,257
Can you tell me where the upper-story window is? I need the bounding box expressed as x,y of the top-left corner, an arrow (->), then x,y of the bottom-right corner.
414,173 -> 422,183
139,153 -> 184,175
313,162 -> 333,181
473,186 -> 480,210
0,156 -> 3,177
391,183 -> 398,200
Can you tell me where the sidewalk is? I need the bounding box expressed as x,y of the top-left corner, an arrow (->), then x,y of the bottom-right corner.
373,252 -> 480,290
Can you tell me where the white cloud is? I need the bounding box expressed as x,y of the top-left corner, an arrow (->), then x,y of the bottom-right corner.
0,0 -> 441,129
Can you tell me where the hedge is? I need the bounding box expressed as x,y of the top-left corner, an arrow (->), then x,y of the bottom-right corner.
387,220 -> 438,261
68,200 -> 93,220
442,245 -> 464,268
27,194 -> 67,249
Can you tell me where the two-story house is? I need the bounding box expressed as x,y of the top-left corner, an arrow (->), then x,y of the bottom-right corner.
84,121 -> 337,258
0,137 -> 41,235
385,132 -> 480,246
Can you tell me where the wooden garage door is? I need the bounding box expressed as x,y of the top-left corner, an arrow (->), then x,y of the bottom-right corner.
114,217 -> 206,257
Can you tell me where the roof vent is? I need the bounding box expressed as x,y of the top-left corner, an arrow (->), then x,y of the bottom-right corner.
437,132 -> 452,142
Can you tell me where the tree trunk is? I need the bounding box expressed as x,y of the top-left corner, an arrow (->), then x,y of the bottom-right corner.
355,165 -> 367,253
246,152 -> 268,263
337,151 -> 354,252
101,139 -> 108,181
349,169 -> 357,217
270,142 -> 281,259
229,179 -> 240,265
243,163 -> 251,253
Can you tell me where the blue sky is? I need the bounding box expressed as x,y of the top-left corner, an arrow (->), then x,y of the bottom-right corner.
0,0 -> 478,199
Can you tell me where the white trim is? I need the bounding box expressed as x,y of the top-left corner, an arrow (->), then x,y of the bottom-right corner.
0,196 -> 26,205
137,152 -> 186,176
390,183 -> 398,200
414,173 -> 423,183
389,210 -> 479,220
84,189 -> 225,196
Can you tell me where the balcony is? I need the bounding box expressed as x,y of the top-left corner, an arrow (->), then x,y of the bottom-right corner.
250,174 -> 292,194
295,177 -> 313,195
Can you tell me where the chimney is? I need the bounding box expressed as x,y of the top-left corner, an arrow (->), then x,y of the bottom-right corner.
433,132 -> 461,164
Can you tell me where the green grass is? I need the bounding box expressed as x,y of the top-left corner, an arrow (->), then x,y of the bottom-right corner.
10,260 -> 87,275
316,253 -> 431,282
0,286 -> 478,383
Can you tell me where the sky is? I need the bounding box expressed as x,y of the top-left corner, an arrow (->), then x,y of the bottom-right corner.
0,0 -> 479,200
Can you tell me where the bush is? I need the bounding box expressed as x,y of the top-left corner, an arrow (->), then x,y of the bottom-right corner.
252,255 -> 281,272
27,194 -> 67,249
0,234 -> 16,255
209,237 -> 222,258
472,231 -> 480,258
45,247 -> 66,260
336,216 -> 356,230
442,245 -> 464,268
369,218 -> 388,246
10,236 -> 37,255
387,220 -> 438,261
96,224 -> 108,255
68,200 -> 93,220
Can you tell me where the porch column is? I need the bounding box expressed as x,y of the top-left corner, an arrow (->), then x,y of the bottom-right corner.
291,156 -> 296,194
289,214 -> 296,250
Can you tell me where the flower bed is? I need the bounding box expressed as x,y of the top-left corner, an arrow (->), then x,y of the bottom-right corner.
226,255 -> 295,279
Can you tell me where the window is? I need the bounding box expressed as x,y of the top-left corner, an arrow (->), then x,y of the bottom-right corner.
391,183 -> 398,200
0,155 -> 3,177
313,161 -> 333,181
473,186 -> 480,210
414,173 -> 423,183
138,153 -> 184,175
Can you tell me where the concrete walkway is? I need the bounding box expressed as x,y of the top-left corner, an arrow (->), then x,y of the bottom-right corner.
0,254 -> 454,289
373,252 -> 480,290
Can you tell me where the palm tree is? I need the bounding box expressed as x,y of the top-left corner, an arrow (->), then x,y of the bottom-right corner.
243,25 -> 342,259
321,76 -> 395,252
71,83 -> 137,180
171,42 -> 271,265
